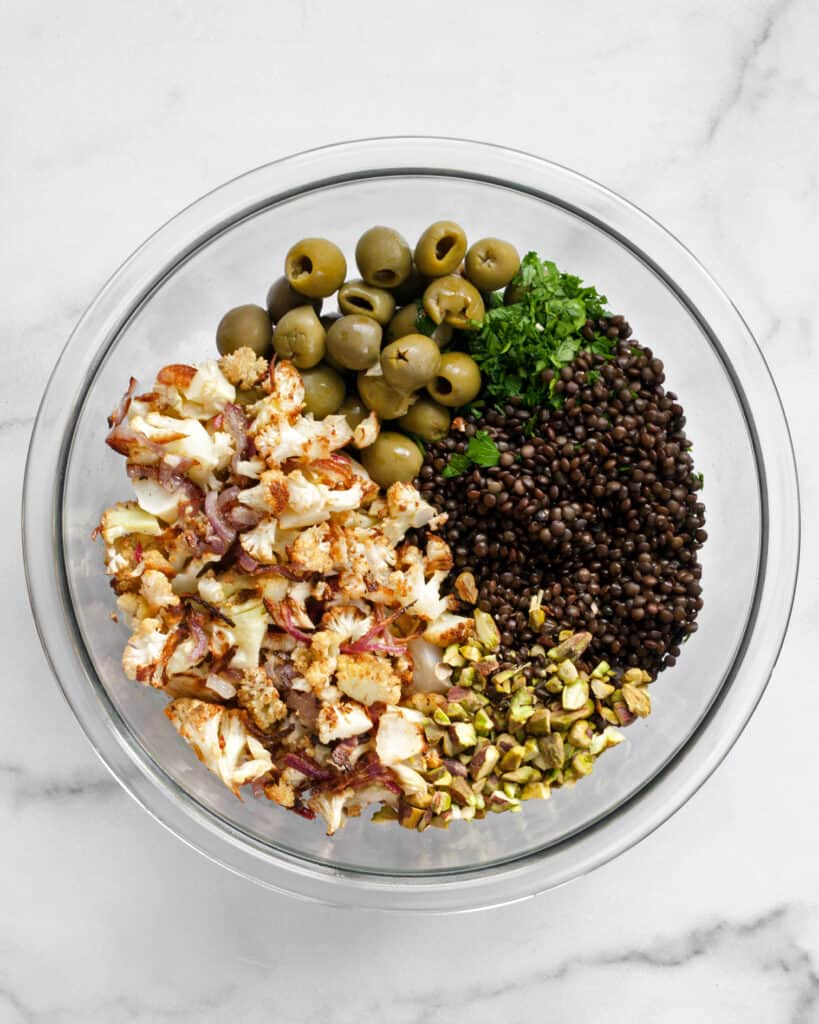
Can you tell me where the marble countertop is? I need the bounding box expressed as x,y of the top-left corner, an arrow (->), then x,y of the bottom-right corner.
4,0 -> 818,1020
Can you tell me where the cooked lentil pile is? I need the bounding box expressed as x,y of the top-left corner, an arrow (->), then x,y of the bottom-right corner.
417,321 -> 706,677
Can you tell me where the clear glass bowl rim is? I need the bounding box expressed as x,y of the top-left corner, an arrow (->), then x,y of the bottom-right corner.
22,137 -> 800,912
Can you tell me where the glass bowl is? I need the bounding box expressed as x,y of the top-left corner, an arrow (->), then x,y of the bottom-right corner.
23,138 -> 799,912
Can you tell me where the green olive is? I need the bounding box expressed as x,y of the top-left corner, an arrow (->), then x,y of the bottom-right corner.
216,304 -> 272,357
426,351 -> 482,408
386,303 -> 453,347
338,280 -> 396,325
285,238 -> 347,298
357,372 -> 416,419
361,431 -> 423,488
300,365 -> 346,419
272,306 -> 326,369
338,394 -> 368,431
414,220 -> 467,277
266,276 -> 322,323
464,237 -> 521,292
326,314 -> 382,371
389,263 -> 426,305
422,275 -> 485,329
355,226 -> 412,288
381,334 -> 441,393
397,397 -> 451,442
235,386 -> 267,407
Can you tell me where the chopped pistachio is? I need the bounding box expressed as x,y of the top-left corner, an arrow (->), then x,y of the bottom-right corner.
551,699 -> 595,729
522,737 -> 540,762
557,659 -> 579,683
589,726 -> 625,755
473,609 -> 501,649
449,776 -> 477,807
520,781 -> 551,801
371,806 -> 399,823
548,631 -> 592,661
538,733 -> 565,768
430,789 -> 452,814
424,722 -> 446,744
468,742 -> 500,781
526,707 -> 551,735
454,571 -> 478,604
623,667 -> 651,684
473,708 -> 494,735
528,590 -> 546,630
443,644 -> 467,667
562,679 -> 590,710
426,766 -> 453,787
450,721 -> 477,749
444,702 -> 469,722
432,707 -> 452,726
568,720 -> 594,749
458,666 -> 476,688
591,678 -> 616,699
571,752 -> 595,777
398,804 -> 425,829
502,765 -> 542,784
622,682 -> 651,717
459,644 -> 483,662
599,705 -> 620,726
499,744 -> 526,771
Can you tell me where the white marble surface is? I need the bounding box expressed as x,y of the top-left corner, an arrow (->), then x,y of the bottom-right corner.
3,0 -> 818,1019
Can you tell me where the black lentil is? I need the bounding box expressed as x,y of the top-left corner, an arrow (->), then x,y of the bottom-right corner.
414,326 -> 706,676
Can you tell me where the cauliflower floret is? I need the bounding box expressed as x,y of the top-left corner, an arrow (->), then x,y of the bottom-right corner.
253,414 -> 353,466
375,706 -> 426,766
165,698 -> 273,796
310,783 -> 398,836
235,457 -> 266,479
292,631 -> 341,695
320,605 -> 373,644
252,360 -> 305,426
99,502 -> 162,544
289,523 -> 334,574
264,775 -> 296,809
235,666 -> 287,733
423,612 -> 476,647
210,597 -> 270,671
335,652 -> 402,706
237,469 -> 290,515
350,411 -> 380,449
122,617 -> 169,685
218,347 -> 269,389
383,562 -> 450,622
380,482 -> 439,543
140,569 -> 180,612
239,518 -> 279,564
129,412 -> 234,488
116,591 -> 150,627
316,700 -> 373,744
424,534 -> 454,573
166,636 -> 205,676
184,361 -> 236,417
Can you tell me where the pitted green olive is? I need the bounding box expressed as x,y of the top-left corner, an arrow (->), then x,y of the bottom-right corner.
355,226 -> 412,288
338,394 -> 368,430
361,431 -> 424,488
381,334 -> 441,393
216,304 -> 272,357
326,314 -> 382,371
300,365 -> 346,419
285,238 -> 347,298
464,237 -> 521,292
386,303 -> 453,346
266,276 -> 322,323
422,275 -> 485,329
338,280 -> 396,325
272,306 -> 326,368
397,397 -> 451,442
414,220 -> 467,277
357,372 -> 416,419
426,351 -> 482,408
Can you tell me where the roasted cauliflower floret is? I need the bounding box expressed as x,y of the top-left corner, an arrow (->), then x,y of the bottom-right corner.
375,706 -> 426,766
218,347 -> 269,389
139,568 -> 180,612
235,666 -> 287,733
165,698 -> 273,796
122,617 -> 169,685
239,518 -> 279,564
350,410 -> 380,449
316,700 -> 373,744
335,652 -> 402,706
99,502 -> 162,545
292,631 -> 341,694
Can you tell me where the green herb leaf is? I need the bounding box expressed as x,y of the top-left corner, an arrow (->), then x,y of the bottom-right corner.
442,453 -> 472,478
465,430 -> 500,468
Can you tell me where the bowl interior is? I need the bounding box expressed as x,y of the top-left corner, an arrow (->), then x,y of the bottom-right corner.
62,172 -> 760,876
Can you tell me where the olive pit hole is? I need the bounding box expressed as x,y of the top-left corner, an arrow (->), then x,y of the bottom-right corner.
435,375 -> 453,394
435,236 -> 455,260
349,296 -> 375,312
293,255 -> 313,277
373,268 -> 397,284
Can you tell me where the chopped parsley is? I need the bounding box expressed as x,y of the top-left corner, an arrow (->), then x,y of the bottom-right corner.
442,430 -> 501,478
467,253 -> 613,408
